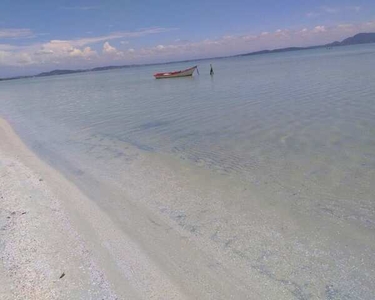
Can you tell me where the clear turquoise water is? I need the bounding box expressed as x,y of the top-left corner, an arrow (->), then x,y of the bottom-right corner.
2,45 -> 375,207
1,44 -> 375,298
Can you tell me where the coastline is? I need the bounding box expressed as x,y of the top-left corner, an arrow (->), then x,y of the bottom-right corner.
0,117 -> 245,300
0,118 -> 122,299
0,117 -> 256,299
1,116 -> 375,299
0,117 -> 260,300
0,118 -> 245,299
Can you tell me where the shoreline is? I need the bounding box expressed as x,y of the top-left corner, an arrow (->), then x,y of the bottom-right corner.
1,116 -> 375,299
0,117 -> 260,300
0,117 -> 244,299
0,118 -> 240,299
0,117 -> 255,299
0,118 -> 122,299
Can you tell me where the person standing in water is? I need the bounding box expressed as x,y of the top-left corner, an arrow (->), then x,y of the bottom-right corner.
210,64 -> 214,75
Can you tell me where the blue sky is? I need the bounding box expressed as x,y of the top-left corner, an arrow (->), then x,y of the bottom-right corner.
1,0 -> 375,76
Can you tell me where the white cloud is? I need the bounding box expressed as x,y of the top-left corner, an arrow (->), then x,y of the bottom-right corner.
17,53 -> 33,65
274,29 -> 290,39
103,41 -> 117,54
102,42 -> 124,59
51,27 -> 177,48
42,40 -> 74,53
0,51 -> 9,64
0,50 -> 34,66
0,27 -> 176,71
127,20 -> 375,62
69,46 -> 96,58
312,26 -> 326,33
0,28 -> 34,39
0,44 -> 20,51
35,49 -> 54,56
2,20 -> 375,74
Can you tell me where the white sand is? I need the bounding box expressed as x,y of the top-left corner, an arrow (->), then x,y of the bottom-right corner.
0,118 -> 243,299
0,119 -> 121,299
0,120 -> 196,299
1,117 -> 374,300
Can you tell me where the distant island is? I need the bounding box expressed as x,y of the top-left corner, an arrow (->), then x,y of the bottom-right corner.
237,32 -> 375,57
1,32 -> 375,81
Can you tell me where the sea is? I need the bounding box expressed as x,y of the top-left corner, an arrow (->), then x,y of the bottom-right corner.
1,44 -> 375,299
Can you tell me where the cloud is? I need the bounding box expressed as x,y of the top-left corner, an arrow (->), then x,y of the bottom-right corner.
16,53 -> 33,64
0,50 -> 34,66
36,40 -> 97,59
102,42 -> 125,59
312,26 -> 326,33
51,27 -> 177,48
2,20 -> 375,73
0,44 -> 20,51
102,42 -> 138,60
274,29 -> 290,38
34,49 -> 54,55
103,41 -> 118,54
127,20 -> 375,62
69,47 -> 96,58
0,51 -> 9,64
0,28 -> 34,39
0,26 -> 176,71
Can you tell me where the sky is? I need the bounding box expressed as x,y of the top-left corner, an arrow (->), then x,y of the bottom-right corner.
0,0 -> 375,76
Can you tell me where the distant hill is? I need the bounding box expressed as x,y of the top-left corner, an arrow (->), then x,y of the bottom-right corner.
327,32 -> 375,47
37,69 -> 86,77
1,32 -> 375,81
35,65 -> 139,77
238,46 -> 321,57
239,32 -> 375,57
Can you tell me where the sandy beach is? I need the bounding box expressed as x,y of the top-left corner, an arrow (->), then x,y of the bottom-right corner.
2,0 -> 375,297
1,109 -> 375,300
0,118 -> 124,299
0,119 -> 253,300
0,117 -> 252,299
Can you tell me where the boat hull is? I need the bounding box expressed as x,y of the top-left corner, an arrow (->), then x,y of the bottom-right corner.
154,66 -> 197,79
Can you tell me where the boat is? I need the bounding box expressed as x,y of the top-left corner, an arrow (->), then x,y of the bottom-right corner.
154,66 -> 197,79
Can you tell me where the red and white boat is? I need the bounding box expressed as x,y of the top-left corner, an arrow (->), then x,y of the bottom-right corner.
154,66 -> 197,79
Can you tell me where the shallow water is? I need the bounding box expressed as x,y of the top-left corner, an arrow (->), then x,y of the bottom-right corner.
1,44 -> 375,299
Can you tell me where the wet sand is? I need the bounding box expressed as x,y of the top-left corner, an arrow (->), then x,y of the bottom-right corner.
0,118 -> 120,299
1,117 -> 375,299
